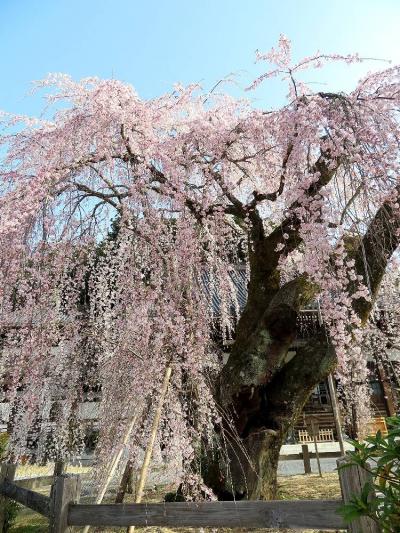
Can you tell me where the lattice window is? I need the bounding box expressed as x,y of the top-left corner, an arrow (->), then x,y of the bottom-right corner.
298,428 -> 334,443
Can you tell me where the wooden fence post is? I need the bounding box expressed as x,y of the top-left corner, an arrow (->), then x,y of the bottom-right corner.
0,463 -> 17,533
49,474 -> 81,533
53,460 -> 66,478
115,460 -> 134,503
337,457 -> 381,533
302,444 -> 311,474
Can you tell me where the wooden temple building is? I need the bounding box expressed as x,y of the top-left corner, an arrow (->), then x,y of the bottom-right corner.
292,308 -> 399,443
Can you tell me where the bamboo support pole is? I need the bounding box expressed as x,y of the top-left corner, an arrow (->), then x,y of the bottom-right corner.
82,410 -> 140,533
128,365 -> 172,533
327,373 -> 346,456
316,301 -> 344,464
98,413 -> 139,501
311,421 -> 322,477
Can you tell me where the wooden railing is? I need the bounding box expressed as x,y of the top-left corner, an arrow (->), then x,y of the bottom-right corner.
0,458 -> 380,532
298,427 -> 334,443
69,498 -> 344,530
280,443 -> 346,474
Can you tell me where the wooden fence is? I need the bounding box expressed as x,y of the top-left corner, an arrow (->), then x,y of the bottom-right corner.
280,443 -> 344,474
0,458 -> 380,532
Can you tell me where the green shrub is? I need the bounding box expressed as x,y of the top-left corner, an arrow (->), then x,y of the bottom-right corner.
0,433 -> 9,458
0,433 -> 20,532
338,415 -> 400,532
3,500 -> 19,532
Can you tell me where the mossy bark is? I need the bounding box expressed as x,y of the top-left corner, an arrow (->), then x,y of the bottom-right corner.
203,273 -> 337,499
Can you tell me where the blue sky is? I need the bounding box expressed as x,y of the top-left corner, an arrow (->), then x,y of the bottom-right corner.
1,0 -> 399,116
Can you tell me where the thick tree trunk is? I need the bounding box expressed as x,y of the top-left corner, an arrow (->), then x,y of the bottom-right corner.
203,330 -> 337,500
202,428 -> 284,500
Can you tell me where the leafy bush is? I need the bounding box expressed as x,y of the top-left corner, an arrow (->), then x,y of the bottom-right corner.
0,433 -> 20,532
0,433 -> 8,458
3,500 -> 19,532
339,415 -> 400,532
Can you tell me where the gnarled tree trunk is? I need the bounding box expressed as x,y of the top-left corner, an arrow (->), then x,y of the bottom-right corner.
203,174 -> 400,500
204,321 -> 336,500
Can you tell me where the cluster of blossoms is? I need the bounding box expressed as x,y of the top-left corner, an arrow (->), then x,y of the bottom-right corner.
0,36 -> 399,491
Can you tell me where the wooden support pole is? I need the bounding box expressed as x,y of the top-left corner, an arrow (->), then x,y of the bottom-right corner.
115,460 -> 134,503
337,457 -> 381,533
377,363 -> 396,416
0,463 -> 17,533
126,465 -> 134,494
82,410 -> 141,533
134,366 -> 172,502
128,365 -> 172,533
327,373 -> 346,456
301,444 -> 311,474
97,412 -> 138,502
317,302 -> 345,456
311,421 -> 322,477
49,474 -> 81,533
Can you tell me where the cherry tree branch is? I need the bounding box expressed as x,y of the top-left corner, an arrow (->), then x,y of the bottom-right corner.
256,151 -> 341,273
351,186 -> 400,322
